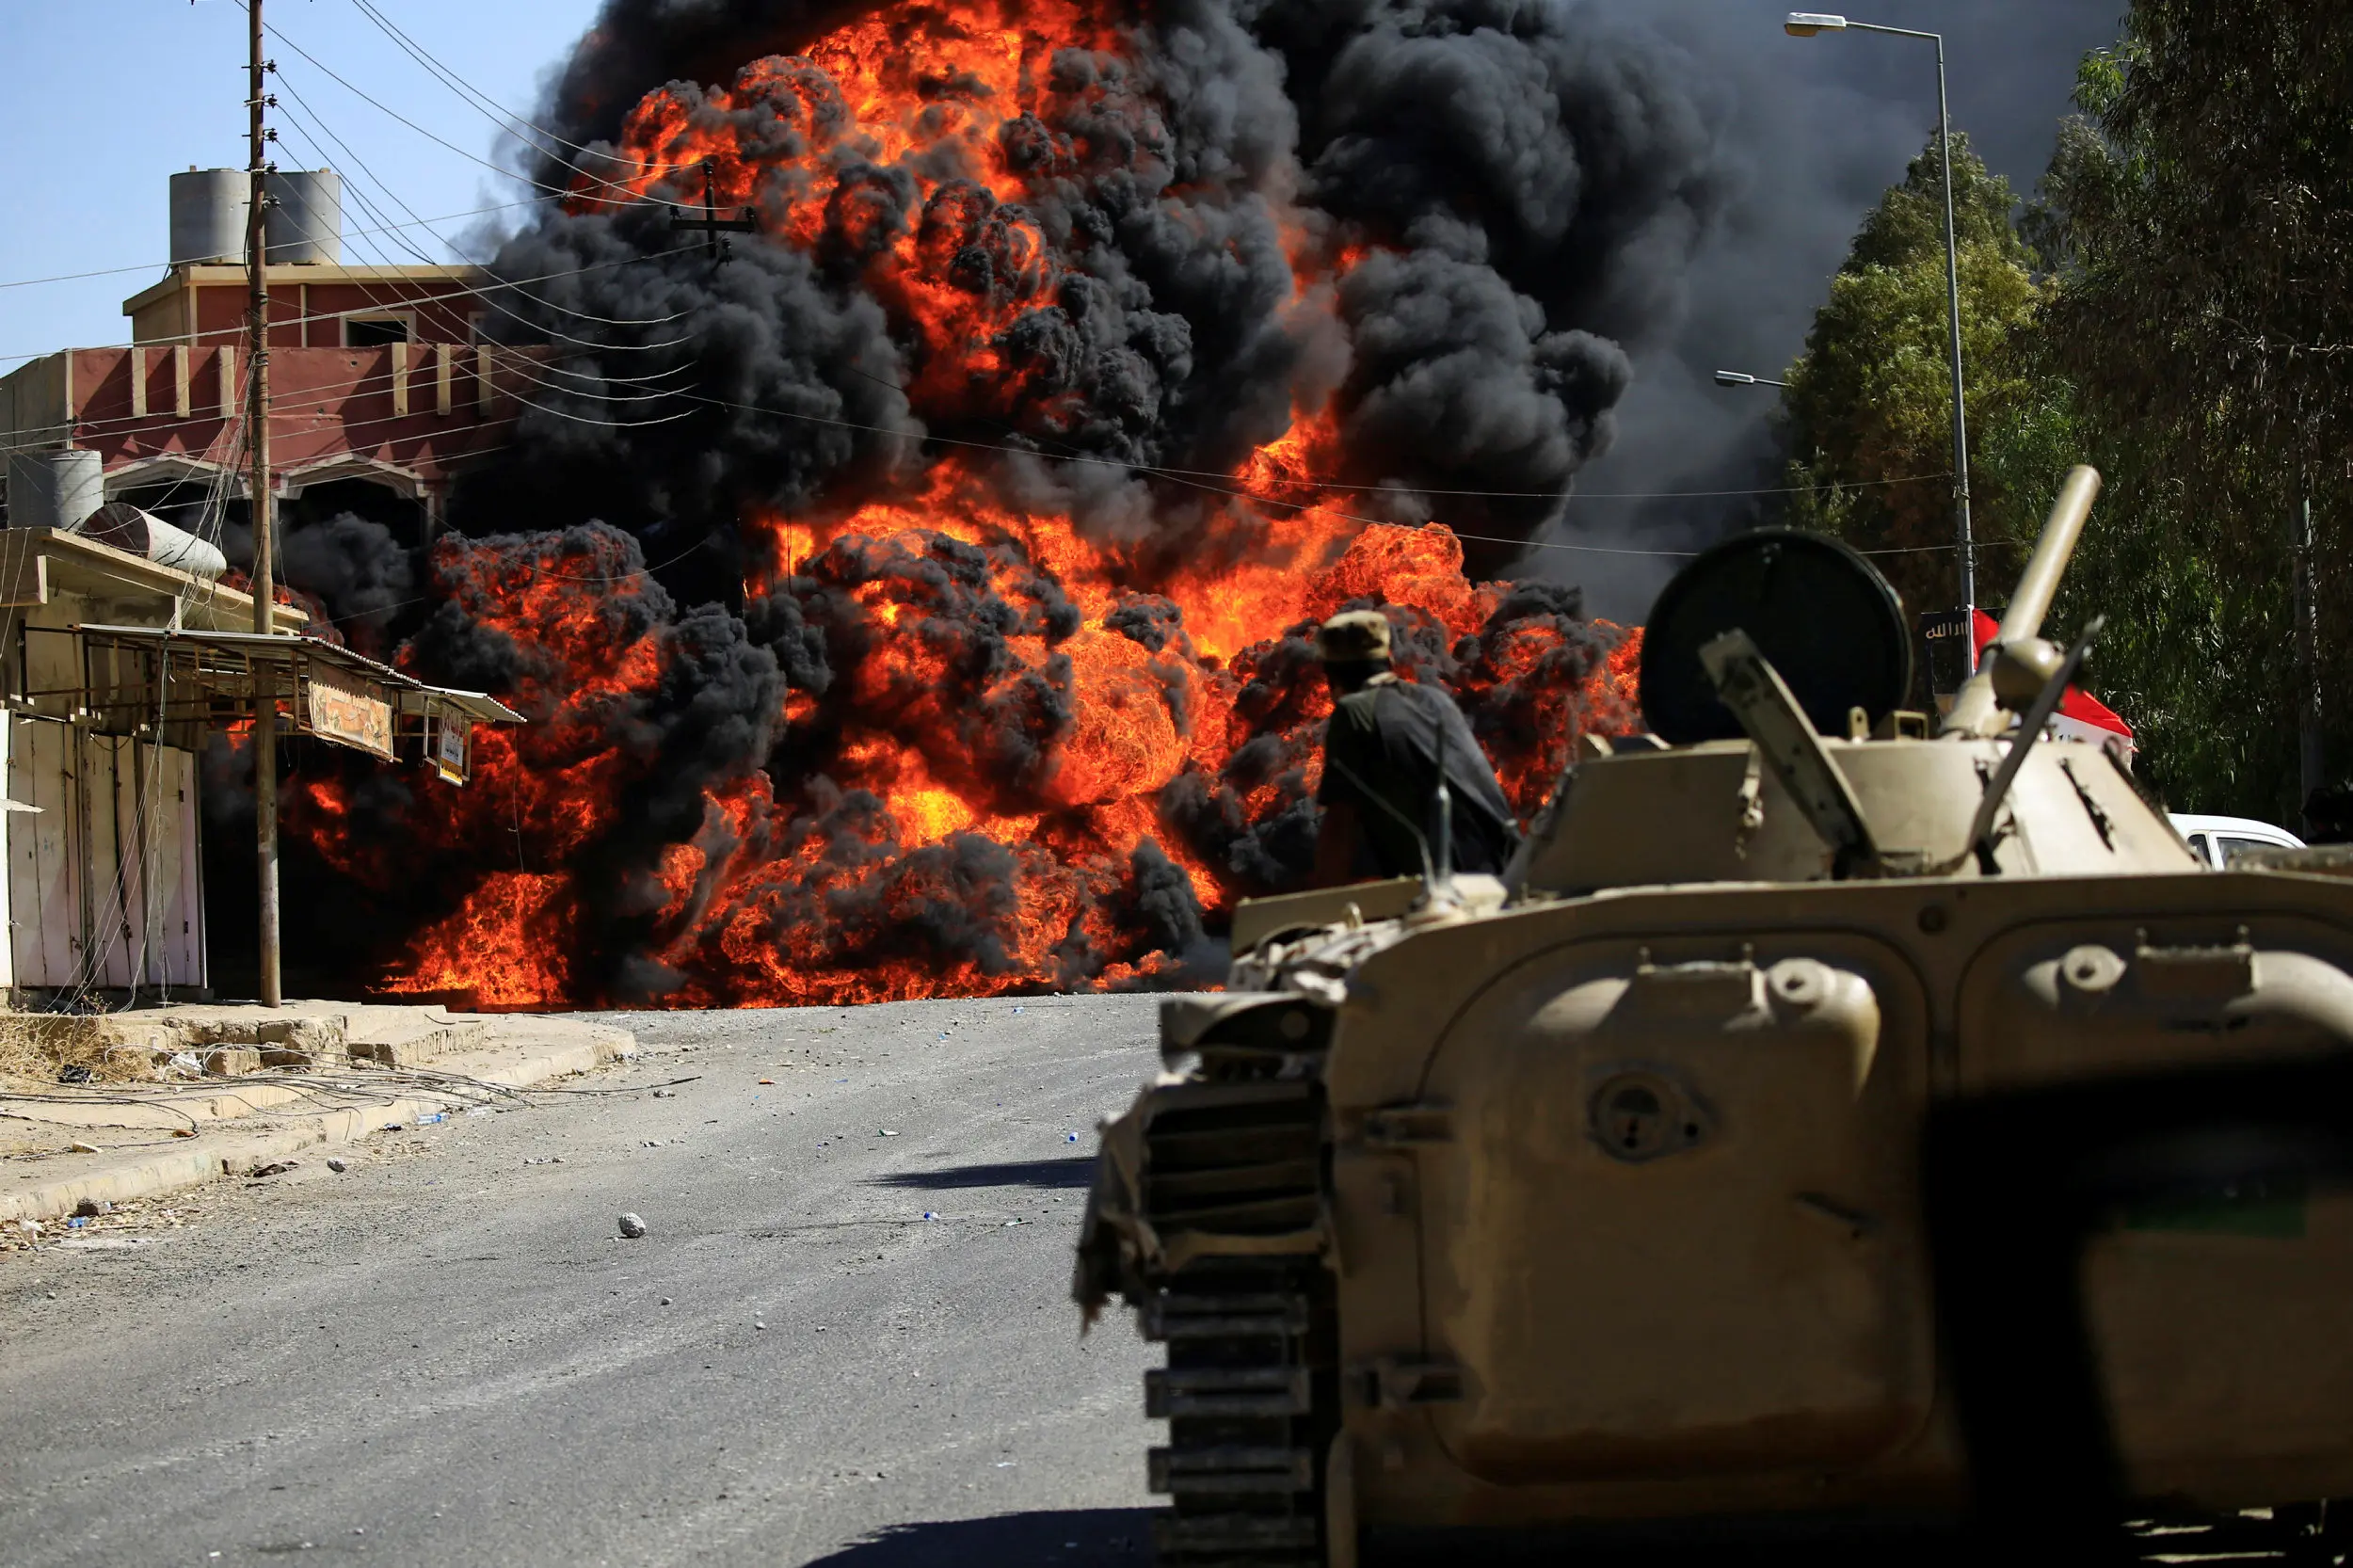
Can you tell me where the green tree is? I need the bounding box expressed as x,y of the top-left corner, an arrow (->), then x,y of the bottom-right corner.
1782,6 -> 2353,824
2027,5 -> 2353,822
1778,134 -> 2049,625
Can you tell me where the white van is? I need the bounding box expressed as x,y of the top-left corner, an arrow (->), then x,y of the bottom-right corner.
2169,812 -> 2305,869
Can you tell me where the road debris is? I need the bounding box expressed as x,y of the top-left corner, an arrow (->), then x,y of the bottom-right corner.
327,1158 -> 348,1174
73,1197 -> 111,1219
617,1213 -> 648,1239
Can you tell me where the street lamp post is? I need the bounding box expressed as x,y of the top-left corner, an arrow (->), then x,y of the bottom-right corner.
1785,12 -> 1976,622
1714,370 -> 1789,390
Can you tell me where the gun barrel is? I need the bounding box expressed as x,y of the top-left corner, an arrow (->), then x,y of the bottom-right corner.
1943,465 -> 2102,739
1998,465 -> 2102,648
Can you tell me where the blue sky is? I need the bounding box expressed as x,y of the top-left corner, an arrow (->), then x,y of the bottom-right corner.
0,0 -> 603,367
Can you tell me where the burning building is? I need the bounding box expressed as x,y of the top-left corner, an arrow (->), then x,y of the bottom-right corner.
232,0 -> 1728,1007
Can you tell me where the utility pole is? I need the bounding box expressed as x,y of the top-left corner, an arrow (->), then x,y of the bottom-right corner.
1784,15 -> 1975,621
669,158 -> 759,267
247,0 -> 281,1007
1932,46 -> 1975,623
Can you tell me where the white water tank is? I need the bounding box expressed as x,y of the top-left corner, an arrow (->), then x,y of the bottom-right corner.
169,168 -> 250,265
80,501 -> 229,579
5,448 -> 106,532
265,169 -> 343,264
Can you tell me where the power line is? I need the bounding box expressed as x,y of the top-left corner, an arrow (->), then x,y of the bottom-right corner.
344,0 -> 675,178
824,355 -> 1949,504
0,198 -> 555,293
652,389 -> 1956,523
241,1 -> 692,211
11,324 -> 1966,535
243,104 -> 697,414
36,379 -> 1947,548
0,242 -> 705,370
3,350 -> 610,445
4,332 -> 702,448
500,389 -> 699,430
267,76 -> 696,332
227,518 -> 710,631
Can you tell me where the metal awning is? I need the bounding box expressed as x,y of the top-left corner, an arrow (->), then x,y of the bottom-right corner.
19,624 -> 523,784
75,625 -> 524,724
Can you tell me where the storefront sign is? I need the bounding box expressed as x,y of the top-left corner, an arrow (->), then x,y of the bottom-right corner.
433,713 -> 472,785
303,663 -> 395,760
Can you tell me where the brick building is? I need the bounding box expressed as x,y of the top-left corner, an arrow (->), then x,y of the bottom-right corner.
0,170 -> 543,542
0,173 -> 528,1001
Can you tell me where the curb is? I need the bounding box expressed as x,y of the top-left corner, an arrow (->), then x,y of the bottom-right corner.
0,1032 -> 629,1226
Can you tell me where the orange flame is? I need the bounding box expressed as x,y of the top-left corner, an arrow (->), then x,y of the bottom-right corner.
298,1 -> 1644,1010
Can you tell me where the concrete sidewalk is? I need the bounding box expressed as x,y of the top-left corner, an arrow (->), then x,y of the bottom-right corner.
1,1003 -> 634,1226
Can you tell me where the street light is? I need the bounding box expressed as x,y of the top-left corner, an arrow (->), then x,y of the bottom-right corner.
1785,11 -> 1977,621
1714,370 -> 1789,389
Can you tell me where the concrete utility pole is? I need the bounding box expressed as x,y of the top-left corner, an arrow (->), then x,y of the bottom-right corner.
247,0 -> 281,1007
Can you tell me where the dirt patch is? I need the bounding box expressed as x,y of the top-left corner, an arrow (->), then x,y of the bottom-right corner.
3,1192 -> 203,1256
0,1014 -> 155,1088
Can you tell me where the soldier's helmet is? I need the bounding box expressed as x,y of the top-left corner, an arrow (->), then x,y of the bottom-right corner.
1314,609 -> 1392,664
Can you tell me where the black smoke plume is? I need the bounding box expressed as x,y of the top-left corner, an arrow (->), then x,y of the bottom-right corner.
261,0 -> 1726,1003
1523,0 -> 2130,618
475,0 -> 1729,569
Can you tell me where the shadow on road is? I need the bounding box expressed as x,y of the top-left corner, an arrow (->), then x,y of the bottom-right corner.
869,1156 -> 1096,1191
804,1508 -> 1149,1564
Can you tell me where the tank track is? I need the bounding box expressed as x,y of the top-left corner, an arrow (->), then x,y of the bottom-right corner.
1139,1087 -> 1337,1568
1145,1260 -> 1337,1568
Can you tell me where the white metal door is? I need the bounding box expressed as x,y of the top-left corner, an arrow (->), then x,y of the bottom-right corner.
9,717 -> 80,988
3,722 -> 207,994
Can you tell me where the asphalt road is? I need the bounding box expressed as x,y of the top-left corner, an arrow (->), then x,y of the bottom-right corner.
0,996 -> 1170,1568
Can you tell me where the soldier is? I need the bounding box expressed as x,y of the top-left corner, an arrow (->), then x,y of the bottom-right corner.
1310,609 -> 1521,886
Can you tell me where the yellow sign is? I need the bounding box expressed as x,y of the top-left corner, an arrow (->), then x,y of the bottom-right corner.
303,663 -> 395,760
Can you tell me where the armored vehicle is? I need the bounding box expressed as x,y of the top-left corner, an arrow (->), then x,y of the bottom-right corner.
1076,469 -> 2353,1564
